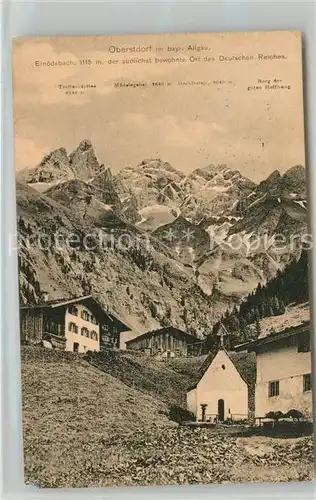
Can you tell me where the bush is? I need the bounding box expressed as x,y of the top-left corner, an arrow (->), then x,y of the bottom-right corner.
169,405 -> 195,424
284,409 -> 304,421
265,410 -> 284,421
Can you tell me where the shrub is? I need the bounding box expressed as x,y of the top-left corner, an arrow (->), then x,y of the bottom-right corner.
284,409 -> 304,421
169,405 -> 195,423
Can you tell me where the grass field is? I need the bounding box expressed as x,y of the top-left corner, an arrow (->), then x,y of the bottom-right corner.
21,347 -> 314,488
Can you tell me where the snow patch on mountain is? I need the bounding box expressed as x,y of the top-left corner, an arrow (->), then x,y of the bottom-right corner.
294,200 -> 307,210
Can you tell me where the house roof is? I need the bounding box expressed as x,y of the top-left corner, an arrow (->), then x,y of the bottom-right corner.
20,294 -> 132,332
125,326 -> 197,346
187,348 -> 257,391
235,321 -> 310,352
20,295 -> 93,309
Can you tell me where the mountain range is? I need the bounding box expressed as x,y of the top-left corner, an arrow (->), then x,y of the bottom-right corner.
16,141 -> 308,338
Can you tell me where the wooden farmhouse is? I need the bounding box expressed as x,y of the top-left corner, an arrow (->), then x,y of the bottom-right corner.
125,326 -> 197,358
20,294 -> 131,353
236,322 -> 313,421
187,348 -> 256,422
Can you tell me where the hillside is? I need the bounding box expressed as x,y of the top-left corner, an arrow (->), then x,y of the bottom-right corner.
21,347 -> 181,487
16,182 -> 231,337
84,349 -> 199,408
249,302 -> 310,339
203,249 -> 310,351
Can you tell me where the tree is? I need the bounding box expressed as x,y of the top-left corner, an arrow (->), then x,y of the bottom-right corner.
255,317 -> 262,338
278,300 -> 286,315
271,295 -> 280,315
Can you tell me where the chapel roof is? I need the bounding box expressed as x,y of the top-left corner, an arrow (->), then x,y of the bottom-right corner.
187,348 -> 256,391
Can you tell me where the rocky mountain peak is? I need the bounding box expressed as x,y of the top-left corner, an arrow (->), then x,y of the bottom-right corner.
69,140 -> 103,181
89,167 -> 122,210
40,147 -> 68,166
138,158 -> 184,176
256,170 -> 281,194
267,169 -> 281,181
139,158 -> 163,166
27,147 -> 74,184
91,167 -> 113,185
25,140 -> 105,186
190,163 -> 228,181
188,164 -> 256,188
77,139 -> 93,152
282,165 -> 306,195
255,166 -> 306,200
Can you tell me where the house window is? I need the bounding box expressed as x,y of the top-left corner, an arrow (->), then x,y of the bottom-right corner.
68,322 -> 78,333
303,374 -> 312,392
90,330 -> 98,341
68,306 -> 78,316
81,310 -> 90,321
81,327 -> 89,337
90,315 -> 97,325
297,332 -> 310,352
268,380 -> 279,397
288,335 -> 297,347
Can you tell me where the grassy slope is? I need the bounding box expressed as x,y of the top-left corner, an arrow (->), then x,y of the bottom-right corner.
21,347 -> 176,487
84,349 -> 204,408
167,355 -> 207,378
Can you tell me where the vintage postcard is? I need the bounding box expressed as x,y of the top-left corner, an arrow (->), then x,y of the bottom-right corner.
13,31 -> 313,487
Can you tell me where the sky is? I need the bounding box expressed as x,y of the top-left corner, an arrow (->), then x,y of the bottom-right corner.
12,31 -> 305,183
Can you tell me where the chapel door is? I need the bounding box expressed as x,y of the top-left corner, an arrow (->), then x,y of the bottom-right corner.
218,399 -> 225,422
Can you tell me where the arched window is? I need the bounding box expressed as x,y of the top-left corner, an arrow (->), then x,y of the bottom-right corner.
68,322 -> 78,333
81,310 -> 90,321
90,315 -> 97,325
90,330 -> 98,341
68,306 -> 78,316
81,327 -> 89,337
